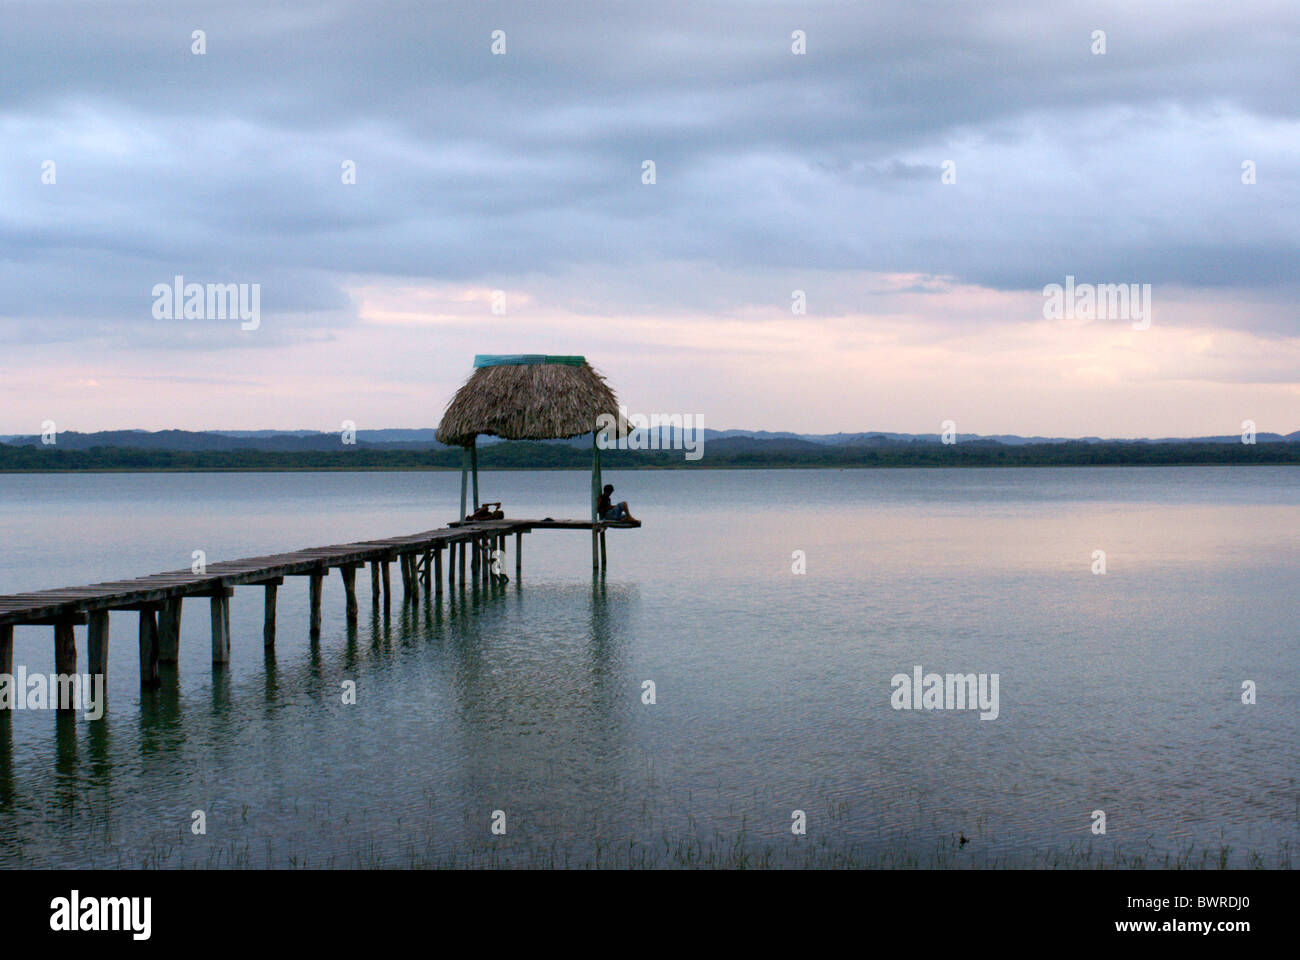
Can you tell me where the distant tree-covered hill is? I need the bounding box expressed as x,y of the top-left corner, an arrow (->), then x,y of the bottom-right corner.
0,439 -> 1296,471
3,427 -> 1297,453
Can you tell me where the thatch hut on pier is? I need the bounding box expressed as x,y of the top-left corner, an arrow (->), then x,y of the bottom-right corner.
437,354 -> 623,530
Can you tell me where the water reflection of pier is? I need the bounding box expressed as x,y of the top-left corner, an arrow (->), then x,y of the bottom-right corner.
0,578 -> 638,862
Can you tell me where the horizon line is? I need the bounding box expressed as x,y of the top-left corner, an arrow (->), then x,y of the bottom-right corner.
3,425 -> 1296,443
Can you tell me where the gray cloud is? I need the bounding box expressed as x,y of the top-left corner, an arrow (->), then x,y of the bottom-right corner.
0,0 -> 1297,346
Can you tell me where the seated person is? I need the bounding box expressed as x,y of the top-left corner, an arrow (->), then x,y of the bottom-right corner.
467,501 -> 505,521
596,484 -> 637,523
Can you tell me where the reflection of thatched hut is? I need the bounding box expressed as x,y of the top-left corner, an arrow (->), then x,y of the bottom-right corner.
437,355 -> 620,527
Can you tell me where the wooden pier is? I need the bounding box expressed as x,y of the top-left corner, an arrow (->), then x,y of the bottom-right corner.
0,518 -> 636,703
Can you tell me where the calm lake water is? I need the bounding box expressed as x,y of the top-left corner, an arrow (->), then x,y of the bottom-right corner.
1,467 -> 1297,868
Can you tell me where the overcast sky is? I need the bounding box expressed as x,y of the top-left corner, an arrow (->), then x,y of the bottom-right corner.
1,0 -> 1297,436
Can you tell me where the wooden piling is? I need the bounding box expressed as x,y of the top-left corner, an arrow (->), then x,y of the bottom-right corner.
54,620 -> 77,710
139,606 -> 160,686
434,547 -> 443,596
422,550 -> 432,592
381,560 -> 391,612
54,621 -> 77,674
599,528 -> 607,569
158,597 -> 183,664
592,529 -> 600,571
341,565 -> 359,624
309,572 -> 324,636
370,561 -> 381,607
457,540 -> 466,586
263,581 -> 279,648
471,537 -> 480,584
0,624 -> 13,698
210,591 -> 232,664
87,610 -> 109,678
515,531 -> 522,578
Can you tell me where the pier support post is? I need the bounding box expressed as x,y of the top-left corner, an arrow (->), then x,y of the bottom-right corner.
592,529 -> 599,572
158,598 -> 183,664
341,565 -> 359,624
87,611 -> 110,680
515,531 -> 522,578
457,541 -> 466,587
422,550 -> 432,593
309,572 -> 324,636
139,606 -> 160,687
263,580 -> 280,649
54,621 -> 77,674
471,537 -> 480,585
0,625 -> 12,707
54,620 -> 77,710
370,561 -> 381,607
210,590 -> 232,664
600,529 -> 607,570
434,547 -> 443,596
381,560 -> 391,612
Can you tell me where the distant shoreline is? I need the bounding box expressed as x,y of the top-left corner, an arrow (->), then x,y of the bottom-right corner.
1,465 -> 1296,475
1,440 -> 1297,474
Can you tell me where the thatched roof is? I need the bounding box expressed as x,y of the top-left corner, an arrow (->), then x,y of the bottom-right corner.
436,355 -> 620,446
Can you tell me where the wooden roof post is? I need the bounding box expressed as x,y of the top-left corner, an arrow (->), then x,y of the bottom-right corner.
471,436 -> 480,513
459,444 -> 469,522
591,431 -> 600,523
591,431 -> 600,570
